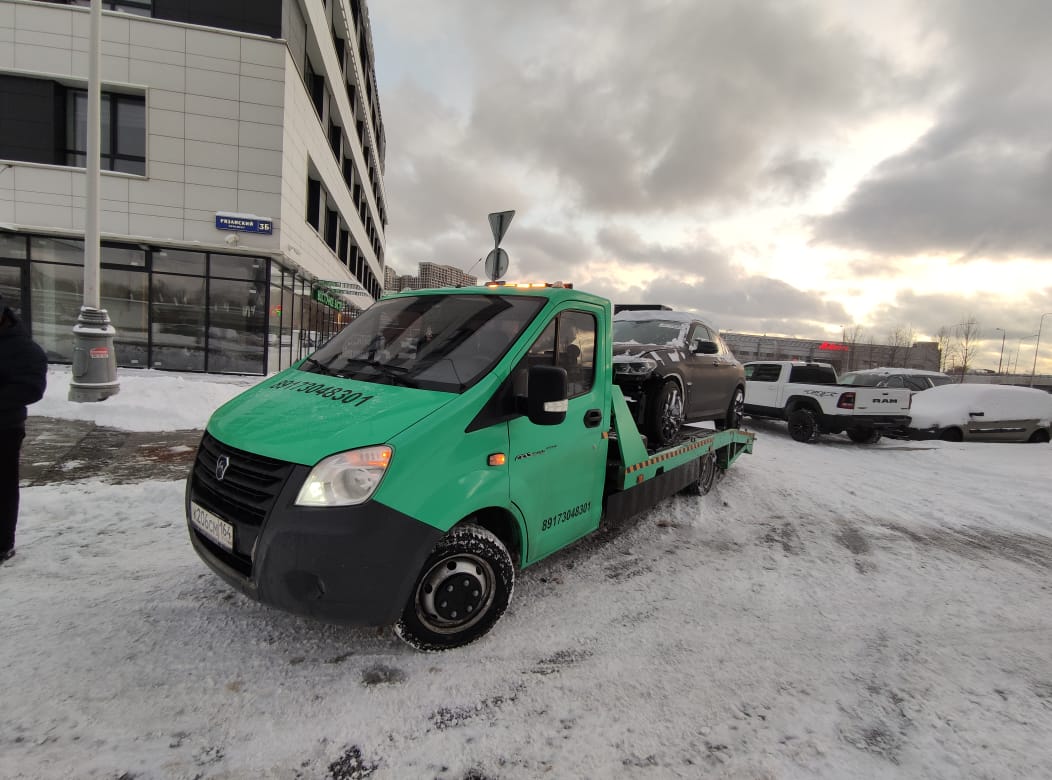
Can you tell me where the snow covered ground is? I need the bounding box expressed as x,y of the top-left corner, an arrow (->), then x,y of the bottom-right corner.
4,368 -> 1052,779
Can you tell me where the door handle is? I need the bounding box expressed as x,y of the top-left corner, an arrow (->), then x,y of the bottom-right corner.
584,408 -> 603,427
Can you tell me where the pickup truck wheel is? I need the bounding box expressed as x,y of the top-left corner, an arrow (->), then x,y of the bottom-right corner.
645,380 -> 684,447
787,408 -> 820,443
683,449 -> 718,495
1027,428 -> 1050,443
847,427 -> 882,444
716,387 -> 745,431
395,524 -> 514,652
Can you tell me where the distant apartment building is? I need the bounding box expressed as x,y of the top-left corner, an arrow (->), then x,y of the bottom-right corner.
384,261 -> 477,294
0,0 -> 387,373
722,332 -> 941,373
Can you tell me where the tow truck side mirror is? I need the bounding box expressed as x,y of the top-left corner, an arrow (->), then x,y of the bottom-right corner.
527,365 -> 568,425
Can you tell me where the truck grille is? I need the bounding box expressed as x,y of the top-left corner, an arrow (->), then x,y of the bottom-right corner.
191,432 -> 293,527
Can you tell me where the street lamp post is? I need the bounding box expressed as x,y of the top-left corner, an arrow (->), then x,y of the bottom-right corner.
68,0 -> 119,403
1030,313 -> 1052,387
1013,334 -> 1038,374
994,327 -> 1006,374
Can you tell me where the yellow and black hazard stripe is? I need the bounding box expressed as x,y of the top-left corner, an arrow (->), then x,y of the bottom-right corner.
625,436 -> 716,474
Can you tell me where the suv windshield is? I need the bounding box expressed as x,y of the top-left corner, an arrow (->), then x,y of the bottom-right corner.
301,294 -> 545,392
612,319 -> 690,347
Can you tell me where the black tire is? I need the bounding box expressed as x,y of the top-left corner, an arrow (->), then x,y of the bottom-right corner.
847,427 -> 881,444
645,380 -> 684,447
1027,428 -> 1051,443
939,427 -> 963,442
683,449 -> 719,495
717,387 -> 745,431
787,407 -> 820,443
395,524 -> 514,652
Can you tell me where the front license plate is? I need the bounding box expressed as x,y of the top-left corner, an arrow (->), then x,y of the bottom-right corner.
190,502 -> 234,551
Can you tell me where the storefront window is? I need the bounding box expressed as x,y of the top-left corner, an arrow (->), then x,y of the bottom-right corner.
151,273 -> 206,371
102,244 -> 147,268
154,249 -> 206,275
30,262 -> 83,361
0,235 -> 27,260
207,277 -> 265,374
102,268 -> 149,367
30,236 -> 84,264
210,253 -> 265,281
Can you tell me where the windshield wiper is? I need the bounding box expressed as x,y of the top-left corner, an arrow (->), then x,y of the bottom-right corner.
301,357 -> 335,376
339,357 -> 417,387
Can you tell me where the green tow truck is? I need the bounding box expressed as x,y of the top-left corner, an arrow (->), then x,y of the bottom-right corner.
186,282 -> 754,650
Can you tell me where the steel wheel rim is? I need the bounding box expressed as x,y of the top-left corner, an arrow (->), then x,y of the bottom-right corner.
415,553 -> 495,635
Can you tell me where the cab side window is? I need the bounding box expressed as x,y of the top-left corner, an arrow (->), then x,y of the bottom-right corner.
511,310 -> 596,399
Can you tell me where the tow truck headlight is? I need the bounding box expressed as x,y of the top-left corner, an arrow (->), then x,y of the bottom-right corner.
613,357 -> 658,376
295,446 -> 392,507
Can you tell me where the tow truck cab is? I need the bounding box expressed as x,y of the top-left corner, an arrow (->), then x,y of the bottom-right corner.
187,285 -> 619,645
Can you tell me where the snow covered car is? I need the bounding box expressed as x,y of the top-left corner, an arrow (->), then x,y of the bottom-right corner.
906,384 -> 1052,443
612,310 -> 746,446
839,367 -> 954,392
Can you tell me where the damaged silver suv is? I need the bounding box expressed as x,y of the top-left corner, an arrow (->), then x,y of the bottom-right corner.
612,309 -> 746,446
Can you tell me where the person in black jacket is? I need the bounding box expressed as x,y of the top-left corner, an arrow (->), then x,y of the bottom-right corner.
0,293 -> 48,563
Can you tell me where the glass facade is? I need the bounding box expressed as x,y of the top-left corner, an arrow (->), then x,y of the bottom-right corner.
0,234 -> 369,375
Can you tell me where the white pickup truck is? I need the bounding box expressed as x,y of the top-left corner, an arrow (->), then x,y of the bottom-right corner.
743,361 -> 911,443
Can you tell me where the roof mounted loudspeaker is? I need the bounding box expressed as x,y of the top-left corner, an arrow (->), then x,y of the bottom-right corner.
485,210 -> 515,281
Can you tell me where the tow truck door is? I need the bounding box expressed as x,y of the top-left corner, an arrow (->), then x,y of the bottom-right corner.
508,307 -> 609,563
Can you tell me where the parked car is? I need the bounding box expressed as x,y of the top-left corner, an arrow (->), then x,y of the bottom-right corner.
612,310 -> 745,446
838,367 -> 954,392
906,384 -> 1052,442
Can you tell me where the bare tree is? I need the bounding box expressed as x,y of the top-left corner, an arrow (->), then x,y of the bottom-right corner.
886,325 -> 915,367
951,316 -> 981,381
935,326 -> 952,372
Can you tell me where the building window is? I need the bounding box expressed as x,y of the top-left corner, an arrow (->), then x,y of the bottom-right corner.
306,177 -> 321,231
325,208 -> 338,250
305,61 -> 325,118
66,89 -> 146,175
70,0 -> 153,15
328,121 -> 341,161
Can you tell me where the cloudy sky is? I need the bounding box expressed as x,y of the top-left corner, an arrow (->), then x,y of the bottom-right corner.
368,0 -> 1052,373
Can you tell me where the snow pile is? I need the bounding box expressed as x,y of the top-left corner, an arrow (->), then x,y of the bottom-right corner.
909,383 -> 1052,428
32,366 -> 264,431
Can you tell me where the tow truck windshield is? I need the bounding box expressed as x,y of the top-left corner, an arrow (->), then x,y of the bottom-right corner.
300,293 -> 545,392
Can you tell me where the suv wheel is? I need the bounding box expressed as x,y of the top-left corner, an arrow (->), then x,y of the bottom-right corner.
645,380 -> 684,447
717,387 -> 745,430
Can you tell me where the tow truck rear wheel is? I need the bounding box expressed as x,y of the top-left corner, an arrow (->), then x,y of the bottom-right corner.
683,449 -> 719,496
645,380 -> 684,447
395,524 -> 514,652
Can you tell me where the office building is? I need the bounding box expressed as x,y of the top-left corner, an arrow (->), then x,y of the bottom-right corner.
0,0 -> 386,373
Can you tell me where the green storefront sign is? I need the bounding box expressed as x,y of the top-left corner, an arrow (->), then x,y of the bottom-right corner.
312,286 -> 343,310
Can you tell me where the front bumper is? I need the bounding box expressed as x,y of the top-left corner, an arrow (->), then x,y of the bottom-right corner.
185,439 -> 443,626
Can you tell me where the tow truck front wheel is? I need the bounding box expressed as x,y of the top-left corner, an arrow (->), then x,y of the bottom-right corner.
396,524 -> 514,652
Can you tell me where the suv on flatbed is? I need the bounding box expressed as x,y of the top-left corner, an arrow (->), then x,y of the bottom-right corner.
612,310 -> 745,446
